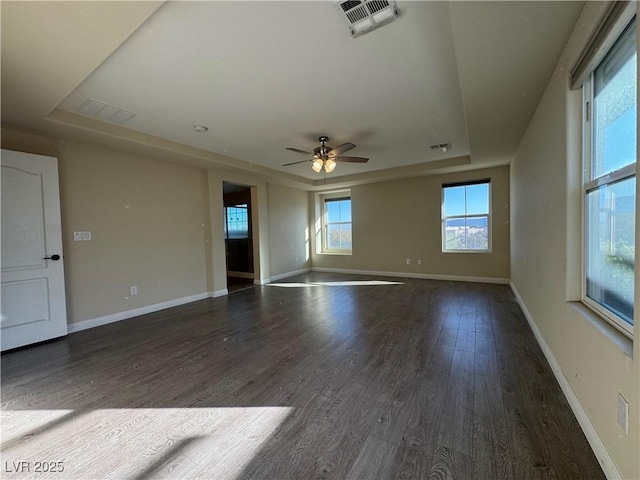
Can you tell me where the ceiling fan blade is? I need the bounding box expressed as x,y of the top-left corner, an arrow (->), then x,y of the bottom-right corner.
282,158 -> 314,166
328,142 -> 356,157
286,147 -> 314,155
334,156 -> 369,163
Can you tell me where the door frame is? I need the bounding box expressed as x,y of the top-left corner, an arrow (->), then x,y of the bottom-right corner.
208,172 -> 270,296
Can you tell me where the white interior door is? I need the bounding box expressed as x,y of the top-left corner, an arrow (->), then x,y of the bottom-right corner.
1,149 -> 68,351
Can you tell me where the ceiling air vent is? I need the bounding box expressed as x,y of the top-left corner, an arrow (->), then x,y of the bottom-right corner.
334,0 -> 399,38
76,98 -> 136,125
430,142 -> 451,153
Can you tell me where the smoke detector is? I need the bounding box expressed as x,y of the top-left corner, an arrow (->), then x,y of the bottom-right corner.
334,0 -> 399,38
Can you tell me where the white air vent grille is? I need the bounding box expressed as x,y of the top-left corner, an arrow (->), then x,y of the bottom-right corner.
76,98 -> 136,125
334,0 -> 398,38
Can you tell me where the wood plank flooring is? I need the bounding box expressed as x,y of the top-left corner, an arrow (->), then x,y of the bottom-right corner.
1,272 -> 605,479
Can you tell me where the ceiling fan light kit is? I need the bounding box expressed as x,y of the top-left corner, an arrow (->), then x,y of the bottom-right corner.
312,158 -> 324,173
324,158 -> 337,173
284,136 -> 369,174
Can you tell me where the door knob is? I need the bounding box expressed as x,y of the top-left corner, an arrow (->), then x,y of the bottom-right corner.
44,254 -> 61,261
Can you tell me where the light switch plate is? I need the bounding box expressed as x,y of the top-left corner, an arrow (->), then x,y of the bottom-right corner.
73,231 -> 92,241
618,392 -> 629,434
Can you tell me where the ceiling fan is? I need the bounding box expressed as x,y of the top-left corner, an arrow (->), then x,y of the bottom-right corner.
283,136 -> 369,173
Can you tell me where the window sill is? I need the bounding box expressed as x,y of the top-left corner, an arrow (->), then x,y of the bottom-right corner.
569,301 -> 633,358
317,251 -> 352,256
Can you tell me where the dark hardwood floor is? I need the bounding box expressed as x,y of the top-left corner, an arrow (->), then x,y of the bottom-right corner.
1,272 -> 605,479
227,276 -> 255,294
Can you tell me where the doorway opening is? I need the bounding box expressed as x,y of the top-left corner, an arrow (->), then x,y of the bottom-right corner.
223,182 -> 254,293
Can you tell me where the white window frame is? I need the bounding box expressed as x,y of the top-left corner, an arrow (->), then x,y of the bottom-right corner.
581,15 -> 636,338
321,192 -> 352,254
441,179 -> 492,253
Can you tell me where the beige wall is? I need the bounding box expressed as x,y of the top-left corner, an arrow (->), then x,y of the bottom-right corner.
2,129 -> 317,316
2,126 -> 509,324
311,166 -> 510,281
2,131 -> 211,323
510,3 -> 639,478
267,183 -> 311,278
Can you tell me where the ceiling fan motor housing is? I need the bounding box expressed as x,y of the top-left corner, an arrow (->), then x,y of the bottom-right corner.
316,136 -> 331,159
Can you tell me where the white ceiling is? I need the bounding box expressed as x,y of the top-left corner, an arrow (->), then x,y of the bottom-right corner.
2,1 -> 584,189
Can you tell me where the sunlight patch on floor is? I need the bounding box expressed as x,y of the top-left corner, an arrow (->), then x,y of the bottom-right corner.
1,407 -> 293,479
269,280 -> 403,288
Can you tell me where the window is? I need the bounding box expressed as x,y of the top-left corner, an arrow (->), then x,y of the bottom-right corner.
442,180 -> 490,252
583,17 -> 636,337
323,196 -> 352,252
224,204 -> 249,239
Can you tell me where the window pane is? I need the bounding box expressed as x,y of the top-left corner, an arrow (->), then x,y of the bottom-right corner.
443,182 -> 490,252
327,224 -> 337,249
586,177 -> 635,326
593,21 -> 637,178
465,216 -> 489,250
327,224 -> 340,249
444,218 -> 466,250
444,186 -> 465,217
325,199 -> 352,250
327,201 -> 340,223
466,184 -> 489,215
340,200 -> 352,223
444,217 -> 488,251
326,199 -> 351,222
226,205 -> 248,239
340,224 -> 352,248
327,223 -> 352,249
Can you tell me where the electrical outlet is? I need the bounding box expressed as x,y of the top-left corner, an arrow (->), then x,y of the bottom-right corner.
417,259 -> 422,265
618,392 -> 629,434
130,285 -> 138,296
73,231 -> 92,241
406,258 -> 411,265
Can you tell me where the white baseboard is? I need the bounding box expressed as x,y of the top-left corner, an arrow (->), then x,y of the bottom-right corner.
270,268 -> 312,282
311,267 -> 509,285
67,292 -> 210,334
212,288 -> 228,298
509,282 -> 623,480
